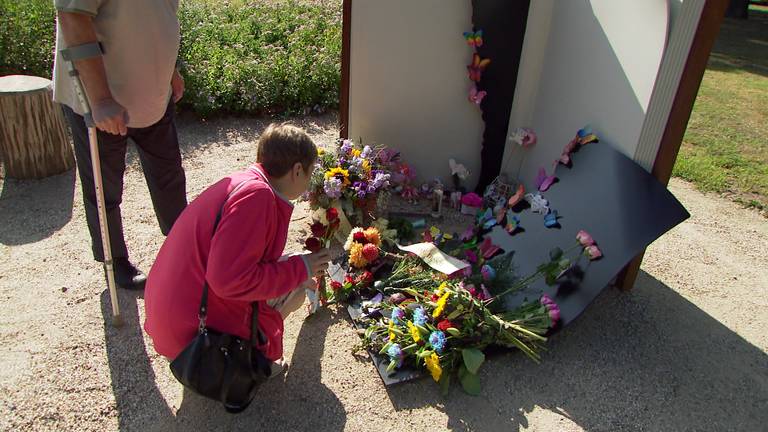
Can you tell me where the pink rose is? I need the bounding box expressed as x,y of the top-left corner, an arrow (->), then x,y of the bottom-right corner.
549,307 -> 561,323
576,230 -> 595,246
540,294 -> 554,306
585,245 -> 603,260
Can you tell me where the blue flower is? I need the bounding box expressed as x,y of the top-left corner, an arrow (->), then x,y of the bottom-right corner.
390,308 -> 405,325
413,307 -> 428,326
429,331 -> 447,353
387,343 -> 404,367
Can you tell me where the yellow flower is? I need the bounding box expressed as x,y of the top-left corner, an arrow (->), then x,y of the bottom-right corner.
425,353 -> 442,382
362,159 -> 372,173
407,321 -> 421,343
349,242 -> 368,268
351,149 -> 362,157
388,321 -> 396,342
318,148 -> 325,156
432,292 -> 451,318
436,282 -> 448,296
325,167 -> 351,186
363,227 -> 382,247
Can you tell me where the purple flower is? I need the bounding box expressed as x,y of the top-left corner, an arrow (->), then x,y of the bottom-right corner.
465,250 -> 478,264
461,261 -> 473,277
413,307 -> 428,326
361,145 -> 372,158
540,294 -> 555,306
428,331 -> 447,353
324,178 -> 342,199
391,308 -> 405,325
340,139 -> 353,154
387,343 -> 404,368
372,172 -> 391,190
377,148 -> 400,166
352,181 -> 368,198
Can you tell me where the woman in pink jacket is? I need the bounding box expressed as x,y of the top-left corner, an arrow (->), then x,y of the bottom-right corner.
144,123 -> 330,369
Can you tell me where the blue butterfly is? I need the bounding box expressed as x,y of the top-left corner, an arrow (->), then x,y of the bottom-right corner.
544,209 -> 560,228
478,208 -> 497,229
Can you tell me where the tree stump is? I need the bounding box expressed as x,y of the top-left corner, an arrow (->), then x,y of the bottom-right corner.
0,75 -> 74,179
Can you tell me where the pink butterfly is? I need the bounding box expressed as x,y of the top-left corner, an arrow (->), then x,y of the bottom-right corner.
536,167 -> 557,192
469,86 -> 487,105
478,237 -> 501,259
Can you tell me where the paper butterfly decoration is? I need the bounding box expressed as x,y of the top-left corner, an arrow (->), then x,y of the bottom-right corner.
449,158 -> 470,180
469,86 -> 487,105
509,127 -> 537,148
506,211 -> 521,234
478,237 -> 502,259
544,209 -> 560,228
467,53 -> 491,82
478,208 -> 497,230
536,167 -> 558,192
508,183 -> 525,207
577,126 -> 599,145
463,29 -> 484,48
525,193 -> 549,214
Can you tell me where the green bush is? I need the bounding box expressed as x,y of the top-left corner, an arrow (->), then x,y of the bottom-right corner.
178,0 -> 341,115
0,0 -> 57,78
0,0 -> 342,115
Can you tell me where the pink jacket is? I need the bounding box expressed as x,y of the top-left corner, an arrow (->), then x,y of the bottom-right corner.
144,165 -> 309,361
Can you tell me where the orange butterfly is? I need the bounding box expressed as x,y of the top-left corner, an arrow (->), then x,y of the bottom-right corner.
467,53 -> 491,82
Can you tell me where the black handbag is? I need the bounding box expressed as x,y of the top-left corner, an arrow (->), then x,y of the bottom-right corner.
170,180 -> 273,413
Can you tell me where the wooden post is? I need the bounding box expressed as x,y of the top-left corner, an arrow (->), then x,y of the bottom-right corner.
617,0 -> 729,290
0,75 -> 74,179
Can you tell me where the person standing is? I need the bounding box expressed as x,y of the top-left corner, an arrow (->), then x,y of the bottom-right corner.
52,0 -> 188,289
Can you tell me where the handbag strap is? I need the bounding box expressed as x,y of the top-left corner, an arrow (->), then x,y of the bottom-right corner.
198,178 -> 263,348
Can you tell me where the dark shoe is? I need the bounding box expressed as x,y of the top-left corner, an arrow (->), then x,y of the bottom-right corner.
112,257 -> 147,290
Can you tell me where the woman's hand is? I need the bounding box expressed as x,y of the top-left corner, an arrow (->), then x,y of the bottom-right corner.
306,249 -> 332,275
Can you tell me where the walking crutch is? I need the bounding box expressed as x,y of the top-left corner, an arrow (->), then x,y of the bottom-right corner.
61,43 -> 122,327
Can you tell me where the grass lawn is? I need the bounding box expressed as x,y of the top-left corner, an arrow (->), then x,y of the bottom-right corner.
674,5 -> 768,214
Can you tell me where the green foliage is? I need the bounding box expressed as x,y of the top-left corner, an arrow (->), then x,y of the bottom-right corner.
177,0 -> 342,115
0,0 -> 342,115
0,0 -> 57,78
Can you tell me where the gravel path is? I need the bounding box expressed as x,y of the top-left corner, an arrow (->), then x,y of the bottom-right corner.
1,114 -> 766,431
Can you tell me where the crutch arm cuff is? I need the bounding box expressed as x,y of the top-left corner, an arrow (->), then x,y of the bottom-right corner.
60,41 -> 104,62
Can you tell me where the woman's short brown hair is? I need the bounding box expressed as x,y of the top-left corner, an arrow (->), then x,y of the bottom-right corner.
256,123 -> 318,177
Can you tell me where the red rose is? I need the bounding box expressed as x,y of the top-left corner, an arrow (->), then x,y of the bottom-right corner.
305,237 -> 322,252
326,207 -> 339,222
437,320 -> 455,331
362,243 -> 379,262
330,281 -> 343,291
361,271 -> 374,283
310,222 -> 327,238
353,231 -> 368,243
344,275 -> 355,285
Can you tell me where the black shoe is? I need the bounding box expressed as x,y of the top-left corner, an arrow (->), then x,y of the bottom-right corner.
111,257 -> 147,290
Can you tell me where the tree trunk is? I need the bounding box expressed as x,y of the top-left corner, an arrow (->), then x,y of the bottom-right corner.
0,75 -> 74,179
726,0 -> 750,19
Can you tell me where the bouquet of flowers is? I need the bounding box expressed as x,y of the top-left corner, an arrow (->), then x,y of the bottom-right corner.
306,139 -> 395,226
358,271 -> 557,395
351,226 -> 603,395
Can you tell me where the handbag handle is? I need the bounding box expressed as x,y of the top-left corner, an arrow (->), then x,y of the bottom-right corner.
198,179 -> 263,348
